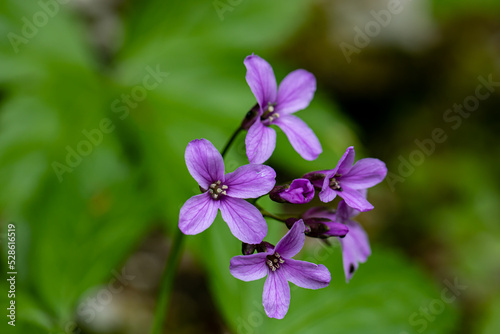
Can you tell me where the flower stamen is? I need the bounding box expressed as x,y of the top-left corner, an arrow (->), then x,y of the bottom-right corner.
209,180 -> 229,200
266,252 -> 285,272
329,174 -> 343,191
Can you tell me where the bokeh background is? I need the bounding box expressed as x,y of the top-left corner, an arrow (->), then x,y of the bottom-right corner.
1,0 -> 499,333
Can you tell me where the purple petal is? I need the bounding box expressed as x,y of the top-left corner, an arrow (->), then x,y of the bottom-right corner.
245,119 -> 277,164
179,192 -> 219,235
336,199 -> 360,223
276,69 -> 316,115
263,270 -> 290,319
274,115 -> 322,161
277,179 -> 315,204
336,146 -> 356,175
283,259 -> 331,289
341,158 -> 387,189
219,197 -> 267,244
338,186 -> 374,212
324,221 -> 349,237
303,170 -> 330,188
229,253 -> 269,282
224,164 -> 276,198
244,55 -> 277,108
275,219 -> 305,259
318,174 -> 337,203
185,139 -> 225,189
339,221 -> 371,283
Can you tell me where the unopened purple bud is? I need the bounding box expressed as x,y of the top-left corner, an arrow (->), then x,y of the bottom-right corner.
241,103 -> 260,130
269,179 -> 315,204
286,217 -> 348,239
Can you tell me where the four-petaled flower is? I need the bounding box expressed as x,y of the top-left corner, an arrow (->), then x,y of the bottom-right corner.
179,139 -> 276,244
269,178 -> 315,204
244,54 -> 322,164
229,220 -> 331,319
302,196 -> 371,282
304,146 -> 387,212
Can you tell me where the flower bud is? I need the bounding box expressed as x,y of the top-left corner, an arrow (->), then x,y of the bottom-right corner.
242,241 -> 275,255
242,243 -> 257,255
269,179 -> 315,204
286,217 -> 349,239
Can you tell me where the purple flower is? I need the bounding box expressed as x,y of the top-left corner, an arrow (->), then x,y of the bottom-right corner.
304,146 -> 387,212
179,139 -> 276,244
244,54 -> 322,164
229,220 -> 331,319
303,199 -> 371,283
269,178 -> 315,204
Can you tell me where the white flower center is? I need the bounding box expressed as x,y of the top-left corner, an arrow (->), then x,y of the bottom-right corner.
329,174 -> 343,191
261,103 -> 280,124
208,180 -> 228,200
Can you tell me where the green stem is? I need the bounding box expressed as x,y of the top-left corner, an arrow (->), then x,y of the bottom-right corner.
255,203 -> 287,223
150,229 -> 185,334
221,126 -> 242,158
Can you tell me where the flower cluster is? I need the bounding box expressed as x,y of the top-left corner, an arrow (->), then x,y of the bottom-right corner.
179,54 -> 387,319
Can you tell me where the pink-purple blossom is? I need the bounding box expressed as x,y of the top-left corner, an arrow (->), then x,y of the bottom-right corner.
244,54 -> 322,164
302,199 -> 371,283
304,146 -> 387,212
229,220 -> 331,319
269,178 -> 315,204
179,139 -> 276,244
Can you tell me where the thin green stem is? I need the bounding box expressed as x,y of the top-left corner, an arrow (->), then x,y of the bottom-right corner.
221,126 -> 242,158
150,228 -> 185,334
255,203 -> 287,223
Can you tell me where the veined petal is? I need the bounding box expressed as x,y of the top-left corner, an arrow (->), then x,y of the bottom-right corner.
274,115 -> 322,161
263,270 -> 290,319
219,197 -> 267,244
275,219 -> 305,259
336,146 -> 356,175
246,119 -> 277,164
224,164 -> 276,198
338,186 -> 374,212
185,139 -> 224,189
336,199 -> 360,222
244,55 -> 277,108
341,158 -> 387,189
276,69 -> 316,115
230,253 -> 269,282
283,259 -> 331,289
179,193 -> 219,235
339,221 -> 371,283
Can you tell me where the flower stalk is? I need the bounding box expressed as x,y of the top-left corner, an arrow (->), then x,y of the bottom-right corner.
150,229 -> 184,334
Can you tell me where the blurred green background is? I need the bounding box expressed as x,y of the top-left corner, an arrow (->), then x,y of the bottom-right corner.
1,0 -> 499,333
